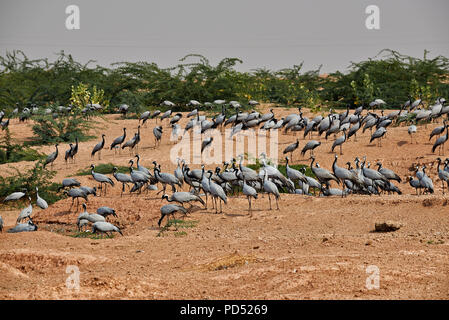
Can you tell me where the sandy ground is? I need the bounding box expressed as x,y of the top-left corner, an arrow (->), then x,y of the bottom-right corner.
0,105 -> 448,299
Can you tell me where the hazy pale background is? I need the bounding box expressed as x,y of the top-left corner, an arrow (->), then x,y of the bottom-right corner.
0,0 -> 448,72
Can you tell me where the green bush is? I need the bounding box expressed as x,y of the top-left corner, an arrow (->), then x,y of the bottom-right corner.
0,128 -> 46,163
0,49 -> 447,114
75,163 -> 130,176
0,160 -> 64,207
29,112 -> 94,145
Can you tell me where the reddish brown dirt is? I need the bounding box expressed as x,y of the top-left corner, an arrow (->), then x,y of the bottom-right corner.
0,106 -> 448,299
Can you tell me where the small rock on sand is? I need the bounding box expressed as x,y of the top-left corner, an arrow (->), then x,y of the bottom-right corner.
375,221 -> 403,232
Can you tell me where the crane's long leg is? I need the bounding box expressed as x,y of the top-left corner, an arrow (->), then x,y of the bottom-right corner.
214,197 -> 218,214
276,196 -> 280,210
268,193 -> 272,210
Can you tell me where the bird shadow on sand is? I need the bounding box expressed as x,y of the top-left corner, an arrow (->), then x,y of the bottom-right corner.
224,212 -> 250,217
54,210 -> 75,216
397,141 -> 407,147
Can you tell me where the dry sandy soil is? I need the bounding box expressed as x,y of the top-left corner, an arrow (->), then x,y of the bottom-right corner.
0,105 -> 448,299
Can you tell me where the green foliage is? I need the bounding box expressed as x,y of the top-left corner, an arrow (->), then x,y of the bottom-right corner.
70,230 -> 115,239
321,49 -> 449,109
70,82 -> 109,112
0,128 -> 45,163
0,49 -> 447,114
0,160 -> 63,207
75,163 -> 129,176
156,219 -> 198,237
29,112 -> 94,145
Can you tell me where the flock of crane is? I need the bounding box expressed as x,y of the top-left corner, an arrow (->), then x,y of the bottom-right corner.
1,96 -> 449,236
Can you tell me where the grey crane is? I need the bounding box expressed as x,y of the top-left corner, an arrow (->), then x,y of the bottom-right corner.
300,140 -> 321,158
418,166 -> 434,194
17,197 -> 33,223
76,203 -> 90,224
85,212 -> 106,224
310,156 -> 340,189
118,104 -> 129,118
64,188 -> 88,210
65,143 -> 74,165
1,118 -> 9,130
242,177 -> 258,215
259,155 -> 291,189
332,155 -> 361,197
201,137 -> 213,153
35,187 -> 48,209
122,125 -> 141,154
160,109 -> 172,121
158,204 -> 188,227
285,157 -> 308,184
370,127 -> 387,146
171,123 -> 181,142
408,125 -> 417,143
91,134 -> 106,160
77,218 -> 89,232
432,125 -> 448,154
150,110 -> 162,123
331,128 -> 347,154
170,113 -> 183,126
174,158 -> 184,186
90,164 -> 115,195
122,133 -> 138,153
135,154 -> 152,178
436,157 -> 449,194
162,192 -> 205,208
80,186 -> 97,197
207,170 -> 227,214
153,163 -> 182,194
153,126 -> 163,148
214,109 -> 226,129
200,166 -> 213,209
362,115 -> 378,134
44,144 -> 59,168
139,110 -> 151,125
262,170 -> 280,210
187,101 -> 200,111
201,119 -> 215,134
429,122 -> 446,141
110,128 -> 126,153
129,160 -> 149,187
161,100 -> 175,108
283,139 -> 299,161
322,187 -> 349,197
260,109 -> 274,123
361,158 -> 388,184
183,118 -> 197,135
235,155 -> 259,182
248,100 -> 260,106
70,137 -> 79,163
92,221 -> 123,237
112,167 -> 132,196
7,220 -> 38,233
3,190 -> 26,202
325,117 -> 341,140
347,116 -> 361,141
408,176 -> 421,195
57,178 -> 81,191
97,206 -> 117,218
376,162 -> 401,183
